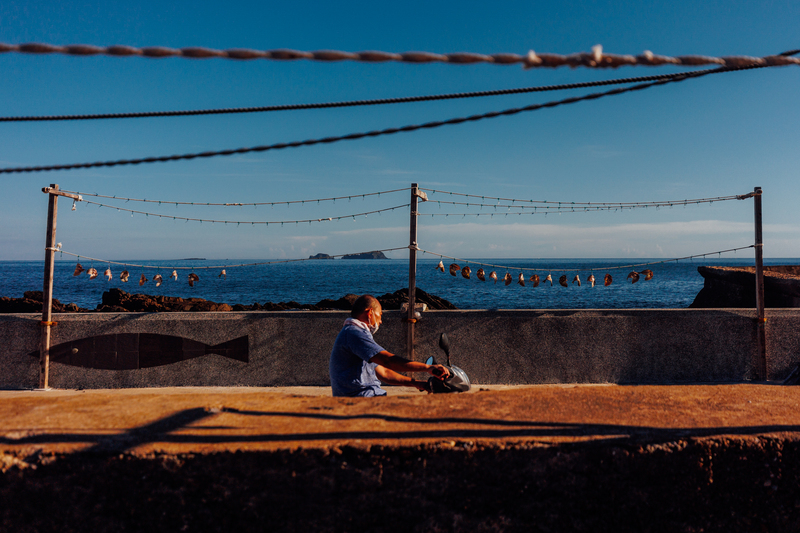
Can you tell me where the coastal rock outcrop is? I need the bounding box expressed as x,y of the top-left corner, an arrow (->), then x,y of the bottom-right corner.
0,291 -> 89,313
690,266 -> 800,308
342,251 -> 388,259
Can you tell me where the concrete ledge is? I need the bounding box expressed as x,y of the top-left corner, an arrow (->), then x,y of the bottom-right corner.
2,309 -> 800,389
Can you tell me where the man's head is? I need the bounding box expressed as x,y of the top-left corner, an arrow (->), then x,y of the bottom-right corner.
351,294 -> 382,332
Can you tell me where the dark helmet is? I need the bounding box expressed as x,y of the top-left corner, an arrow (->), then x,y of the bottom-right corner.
428,365 -> 471,393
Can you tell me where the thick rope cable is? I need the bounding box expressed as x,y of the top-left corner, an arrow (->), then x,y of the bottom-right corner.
0,64 -> 763,175
0,69 -> 729,122
49,247 -> 409,271
59,187 -> 409,207
419,246 -> 756,275
78,199 -> 409,225
2,42 -> 799,69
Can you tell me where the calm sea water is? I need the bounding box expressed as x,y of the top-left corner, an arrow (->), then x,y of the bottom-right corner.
1,257 -> 795,310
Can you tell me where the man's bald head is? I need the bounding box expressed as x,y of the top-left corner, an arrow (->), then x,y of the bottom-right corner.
351,294 -> 381,319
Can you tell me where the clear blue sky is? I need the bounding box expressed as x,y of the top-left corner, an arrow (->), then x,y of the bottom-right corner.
1,0 -> 798,261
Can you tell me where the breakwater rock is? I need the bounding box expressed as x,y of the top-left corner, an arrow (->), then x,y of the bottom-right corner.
0,288 -> 456,313
690,266 -> 800,308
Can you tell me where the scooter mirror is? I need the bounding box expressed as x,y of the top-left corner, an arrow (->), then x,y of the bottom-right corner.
425,356 -> 435,366
439,333 -> 450,355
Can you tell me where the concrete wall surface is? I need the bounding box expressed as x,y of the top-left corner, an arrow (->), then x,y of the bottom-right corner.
2,309 -> 799,389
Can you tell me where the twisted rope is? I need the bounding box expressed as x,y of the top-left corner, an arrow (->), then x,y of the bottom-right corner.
2,42 -> 799,69
0,65 -> 756,175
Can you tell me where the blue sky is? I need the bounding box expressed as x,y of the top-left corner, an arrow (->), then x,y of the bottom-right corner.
1,0 -> 798,262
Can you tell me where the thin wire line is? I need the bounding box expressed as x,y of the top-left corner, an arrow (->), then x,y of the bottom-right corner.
80,199 -> 409,224
60,187 -> 410,207
52,247 -> 410,270
0,63 -> 767,175
0,69 -> 724,122
421,191 -> 748,207
418,246 -> 755,274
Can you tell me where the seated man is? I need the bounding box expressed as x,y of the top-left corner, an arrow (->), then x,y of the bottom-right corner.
330,294 -> 449,397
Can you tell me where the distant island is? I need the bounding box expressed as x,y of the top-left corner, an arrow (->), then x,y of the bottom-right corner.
180,258 -> 206,261
342,251 -> 388,260
308,253 -> 334,260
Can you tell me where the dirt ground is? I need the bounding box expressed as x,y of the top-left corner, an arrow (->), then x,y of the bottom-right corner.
2,384 -> 800,532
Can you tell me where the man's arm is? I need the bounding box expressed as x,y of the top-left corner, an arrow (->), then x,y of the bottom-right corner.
370,350 -> 449,383
374,364 -> 431,392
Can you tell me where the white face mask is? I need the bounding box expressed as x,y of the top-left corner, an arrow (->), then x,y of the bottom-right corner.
368,322 -> 380,335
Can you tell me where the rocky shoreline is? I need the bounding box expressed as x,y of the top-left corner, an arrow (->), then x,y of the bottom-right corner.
0,287 -> 456,314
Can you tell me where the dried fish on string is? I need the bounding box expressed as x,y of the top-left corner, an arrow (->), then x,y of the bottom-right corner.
641,269 -> 654,281
104,268 -> 112,281
530,274 -> 540,287
604,274 -> 612,286
477,268 -> 486,281
559,275 -> 568,288
503,272 -> 513,286
572,274 -> 581,287
139,274 -> 147,286
461,266 -> 471,279
627,271 -> 640,284
219,269 -> 227,279
171,270 -> 178,281
587,274 -> 596,288
436,261 -> 445,272
449,263 -> 460,276
120,270 -> 130,283
188,273 -> 200,287
545,274 -> 553,286
87,267 -> 98,280
518,273 -> 525,287
490,271 -> 498,284
73,263 -> 84,276
154,274 -> 163,287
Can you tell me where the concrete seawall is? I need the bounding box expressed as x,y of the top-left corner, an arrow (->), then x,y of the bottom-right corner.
3,309 -> 800,389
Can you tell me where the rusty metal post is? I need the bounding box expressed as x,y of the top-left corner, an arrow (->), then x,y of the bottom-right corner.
753,187 -> 767,380
407,183 -> 420,360
39,184 -> 59,389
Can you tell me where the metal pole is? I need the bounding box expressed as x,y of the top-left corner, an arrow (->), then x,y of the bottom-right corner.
753,186 -> 767,380
407,183 -> 419,360
40,184 -> 59,389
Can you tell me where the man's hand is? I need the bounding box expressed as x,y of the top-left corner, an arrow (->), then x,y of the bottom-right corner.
429,364 -> 450,380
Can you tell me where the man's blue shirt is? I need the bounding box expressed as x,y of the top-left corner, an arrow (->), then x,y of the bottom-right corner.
329,319 -> 386,397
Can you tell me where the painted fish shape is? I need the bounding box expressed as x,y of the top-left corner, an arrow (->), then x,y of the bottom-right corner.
503,273 -> 513,286
154,274 -> 163,287
139,274 -> 147,286
462,266 -> 471,279
627,271 -> 640,284
104,268 -> 112,281
436,261 -> 445,272
120,270 -> 130,283
477,268 -> 486,281
489,271 -> 498,284
604,273 -> 612,286
188,273 -> 200,287
545,274 -> 553,286
87,268 -> 98,280
588,274 -> 596,288
559,275 -> 568,288
531,274 -> 540,287
29,333 -> 249,370
449,263 -> 460,276
219,269 -> 227,279
171,270 -> 178,281
572,274 -> 581,287
641,269 -> 654,281
73,263 -> 85,276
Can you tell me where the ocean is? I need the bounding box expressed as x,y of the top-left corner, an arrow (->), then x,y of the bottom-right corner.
2,257 -> 795,311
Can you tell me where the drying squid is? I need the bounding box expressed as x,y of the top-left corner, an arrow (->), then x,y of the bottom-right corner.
503,273 -> 513,286
449,263 -> 460,276
559,275 -> 568,288
587,274 -> 596,288
477,268 -> 486,281
139,274 -> 147,286
154,274 -> 163,287
531,274 -> 540,287
171,270 -> 178,281
572,274 -> 581,287
73,263 -> 85,276
188,273 -> 200,287
120,270 -> 130,283
87,268 -> 98,280
436,261 -> 445,272
604,274 -> 612,286
627,271 -> 640,284
219,269 -> 227,279
104,268 -> 112,281
462,266 -> 471,279
518,273 -> 525,287
545,274 -> 553,286
641,269 -> 654,281
489,271 -> 498,284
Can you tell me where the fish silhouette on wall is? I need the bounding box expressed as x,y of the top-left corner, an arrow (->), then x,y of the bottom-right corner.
29,333 -> 249,370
